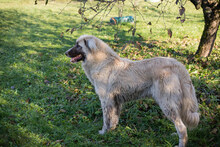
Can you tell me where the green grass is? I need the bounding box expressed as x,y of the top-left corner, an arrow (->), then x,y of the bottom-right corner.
0,0 -> 219,146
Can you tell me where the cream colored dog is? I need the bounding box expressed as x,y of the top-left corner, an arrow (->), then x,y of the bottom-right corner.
65,35 -> 200,147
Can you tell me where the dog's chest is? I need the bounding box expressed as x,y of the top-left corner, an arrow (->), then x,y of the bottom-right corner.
82,63 -> 113,85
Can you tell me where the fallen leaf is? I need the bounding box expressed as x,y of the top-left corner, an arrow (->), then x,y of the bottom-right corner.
139,100 -> 143,104
39,53 -> 43,56
55,139 -> 64,143
84,17 -> 88,22
180,18 -> 185,23
71,28 -> 75,34
45,141 -> 51,146
114,33 -> 119,41
135,41 -> 142,50
26,98 -> 31,103
95,25 -> 100,29
179,6 -> 185,16
44,80 -> 50,84
74,88 -> 79,93
78,8 -> 82,15
121,44 -> 128,51
167,29 -> 172,38
175,0 -> 179,4
210,128 -> 218,134
144,103 -> 148,109
157,3 -> 161,8
60,32 -> 64,38
59,109 -> 66,113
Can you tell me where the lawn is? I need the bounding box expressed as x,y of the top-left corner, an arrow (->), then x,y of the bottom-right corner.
0,0 -> 219,146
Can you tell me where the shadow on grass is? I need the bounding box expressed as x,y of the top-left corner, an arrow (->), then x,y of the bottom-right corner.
0,8 -> 79,146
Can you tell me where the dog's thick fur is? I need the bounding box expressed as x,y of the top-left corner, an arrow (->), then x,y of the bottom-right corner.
65,35 -> 200,147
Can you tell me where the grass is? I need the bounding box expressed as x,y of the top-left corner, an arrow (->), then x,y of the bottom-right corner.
0,0 -> 219,146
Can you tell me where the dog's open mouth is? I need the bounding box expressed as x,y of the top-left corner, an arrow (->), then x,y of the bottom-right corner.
70,54 -> 83,63
65,43 -> 86,63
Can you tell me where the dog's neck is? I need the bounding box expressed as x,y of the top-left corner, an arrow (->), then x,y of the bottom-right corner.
87,51 -> 108,63
87,45 -> 120,62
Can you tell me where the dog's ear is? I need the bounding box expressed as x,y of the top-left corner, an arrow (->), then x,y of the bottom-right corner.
84,38 -> 97,51
84,39 -> 91,52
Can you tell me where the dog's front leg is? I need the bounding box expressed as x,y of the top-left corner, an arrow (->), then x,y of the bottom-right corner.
99,98 -> 121,134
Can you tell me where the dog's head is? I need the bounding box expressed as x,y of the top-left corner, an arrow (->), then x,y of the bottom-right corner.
65,41 -> 86,63
65,35 -> 99,63
65,35 -> 117,63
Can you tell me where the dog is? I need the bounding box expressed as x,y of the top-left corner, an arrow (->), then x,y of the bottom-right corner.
65,35 -> 199,147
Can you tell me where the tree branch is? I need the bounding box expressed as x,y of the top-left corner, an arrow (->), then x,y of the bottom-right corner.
190,0 -> 202,10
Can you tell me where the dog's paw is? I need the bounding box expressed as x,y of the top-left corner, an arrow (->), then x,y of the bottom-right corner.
98,129 -> 106,135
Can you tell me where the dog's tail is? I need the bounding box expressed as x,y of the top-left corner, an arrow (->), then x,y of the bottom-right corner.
180,80 -> 200,129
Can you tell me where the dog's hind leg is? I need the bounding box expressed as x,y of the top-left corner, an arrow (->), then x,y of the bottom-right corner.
157,100 -> 188,147
173,117 -> 188,147
152,74 -> 188,147
164,109 -> 188,147
99,98 -> 122,134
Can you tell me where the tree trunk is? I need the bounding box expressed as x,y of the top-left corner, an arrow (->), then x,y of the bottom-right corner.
194,0 -> 220,57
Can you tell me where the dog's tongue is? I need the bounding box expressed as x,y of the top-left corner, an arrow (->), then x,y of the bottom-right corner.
70,58 -> 77,63
70,55 -> 82,63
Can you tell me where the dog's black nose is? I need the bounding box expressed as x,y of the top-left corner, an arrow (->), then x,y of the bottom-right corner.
65,52 -> 68,56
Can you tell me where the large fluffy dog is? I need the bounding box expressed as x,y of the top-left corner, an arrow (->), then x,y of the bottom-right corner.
65,35 -> 199,147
